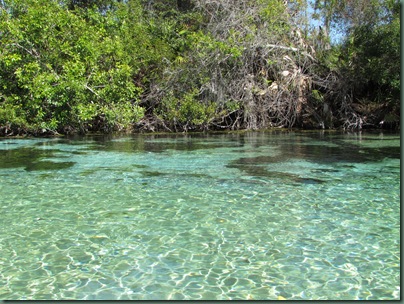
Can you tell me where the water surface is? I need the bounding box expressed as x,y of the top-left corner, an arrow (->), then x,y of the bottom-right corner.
0,130 -> 400,300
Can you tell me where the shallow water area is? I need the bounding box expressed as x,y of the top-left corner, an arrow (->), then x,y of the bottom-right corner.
0,130 -> 400,300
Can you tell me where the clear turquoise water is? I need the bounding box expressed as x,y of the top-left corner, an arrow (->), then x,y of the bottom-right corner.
0,130 -> 400,300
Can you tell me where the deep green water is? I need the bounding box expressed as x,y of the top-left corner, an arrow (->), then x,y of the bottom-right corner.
0,130 -> 400,300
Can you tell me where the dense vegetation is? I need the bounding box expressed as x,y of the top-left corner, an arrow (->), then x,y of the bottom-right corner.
0,0 -> 400,135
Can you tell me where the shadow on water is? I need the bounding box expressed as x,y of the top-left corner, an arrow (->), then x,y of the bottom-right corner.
0,130 -> 398,174
227,130 -> 400,182
227,161 -> 326,185
25,160 -> 75,171
57,133 -> 244,153
0,147 -> 75,171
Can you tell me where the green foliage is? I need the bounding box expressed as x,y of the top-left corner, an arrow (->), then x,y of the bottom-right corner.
311,90 -> 324,104
257,0 -> 291,39
338,0 -> 400,106
158,89 -> 217,130
0,0 -> 400,134
0,0 -> 150,134
309,0 -> 400,128
66,0 -> 119,11
0,101 -> 28,128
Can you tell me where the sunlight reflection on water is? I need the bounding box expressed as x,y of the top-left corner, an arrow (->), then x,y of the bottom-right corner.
0,130 -> 400,300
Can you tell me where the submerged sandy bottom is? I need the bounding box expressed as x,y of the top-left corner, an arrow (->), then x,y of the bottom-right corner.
0,131 -> 400,300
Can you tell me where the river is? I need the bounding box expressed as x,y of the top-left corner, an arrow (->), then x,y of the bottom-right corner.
0,130 -> 400,300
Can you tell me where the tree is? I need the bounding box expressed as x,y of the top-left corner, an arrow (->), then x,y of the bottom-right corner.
66,0 -> 120,11
0,0 -> 147,135
339,0 -> 400,127
0,0 -> 399,135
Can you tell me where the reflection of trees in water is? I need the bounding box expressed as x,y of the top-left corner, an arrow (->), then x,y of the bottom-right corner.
226,131 -> 400,182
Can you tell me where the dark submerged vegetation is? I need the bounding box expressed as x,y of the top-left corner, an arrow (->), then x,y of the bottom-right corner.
0,0 -> 400,136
